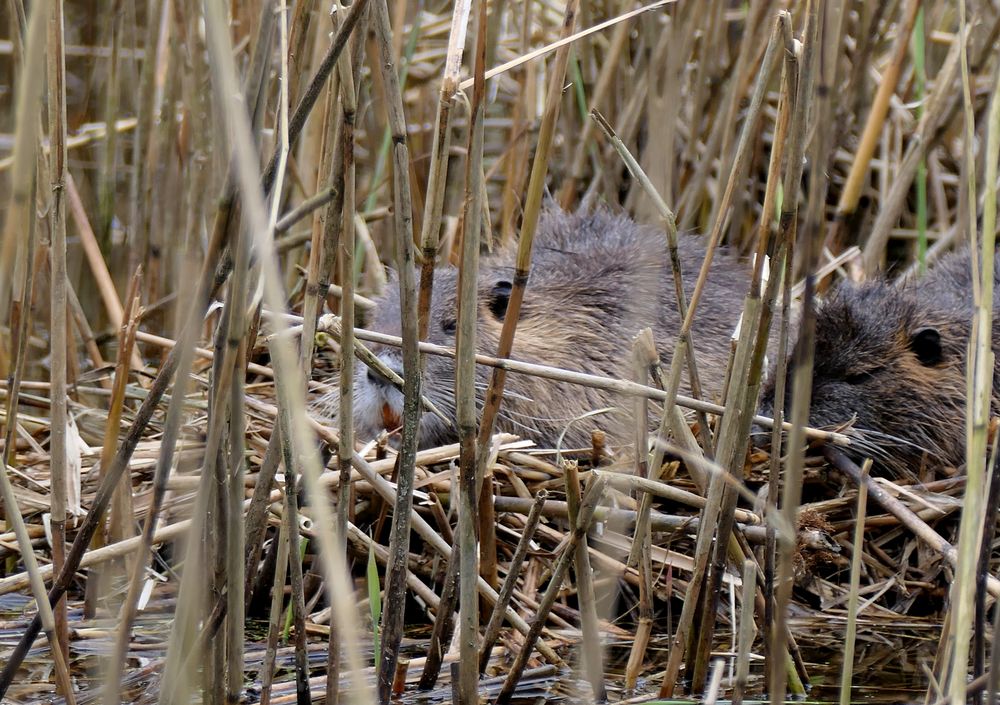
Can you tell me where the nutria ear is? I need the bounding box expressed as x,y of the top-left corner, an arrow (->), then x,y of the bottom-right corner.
487,280 -> 513,320
909,326 -> 943,366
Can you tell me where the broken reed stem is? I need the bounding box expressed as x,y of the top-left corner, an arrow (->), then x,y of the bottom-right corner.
100,276 -> 144,705
107,277 -> 142,546
496,474 -> 607,705
259,505 -> 293,705
732,558 -> 757,705
453,0 -> 488,701
824,447 -> 1000,598
478,489 -> 548,675
565,460 -> 605,701
416,0 -> 471,338
278,395 -> 313,703
838,459 -> 871,705
771,3 -> 819,700
764,105 -> 795,663
225,326 -> 249,702
371,0 -> 423,700
626,331 -> 655,690
46,0 -> 70,674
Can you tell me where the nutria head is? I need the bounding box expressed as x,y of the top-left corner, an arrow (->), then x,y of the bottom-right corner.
758,255 -> 988,473
316,206 -> 668,450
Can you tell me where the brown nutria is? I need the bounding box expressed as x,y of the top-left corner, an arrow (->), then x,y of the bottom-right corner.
757,249 -> 1000,472
319,206 -> 757,450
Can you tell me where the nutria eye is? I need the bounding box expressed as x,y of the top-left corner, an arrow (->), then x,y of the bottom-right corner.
441,318 -> 457,335
910,326 -> 943,366
844,371 -> 874,385
487,280 -> 513,321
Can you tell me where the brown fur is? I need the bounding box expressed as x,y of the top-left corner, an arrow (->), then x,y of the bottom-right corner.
318,206 -> 756,449
758,249 -> 1000,472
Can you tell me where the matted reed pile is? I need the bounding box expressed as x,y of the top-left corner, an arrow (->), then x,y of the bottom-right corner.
1,1 -> 1000,704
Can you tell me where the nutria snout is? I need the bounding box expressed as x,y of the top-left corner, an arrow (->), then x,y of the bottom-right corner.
318,206 -> 760,450
758,249 -> 1000,472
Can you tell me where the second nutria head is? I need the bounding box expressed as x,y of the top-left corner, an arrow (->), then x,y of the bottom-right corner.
759,251 -> 996,473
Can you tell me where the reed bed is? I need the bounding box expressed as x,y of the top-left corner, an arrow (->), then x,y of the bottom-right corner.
2,1 -> 1000,703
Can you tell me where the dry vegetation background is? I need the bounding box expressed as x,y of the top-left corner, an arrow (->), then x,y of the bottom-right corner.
1,0 -> 1000,704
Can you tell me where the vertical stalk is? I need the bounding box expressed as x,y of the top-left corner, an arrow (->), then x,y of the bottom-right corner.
770,3 -> 819,702
199,0 -> 374,702
839,460 -> 871,705
453,1 -> 488,702
46,0 -> 70,670
947,5 -> 1000,701
416,0 -> 471,338
475,0 -> 580,601
372,0 -> 422,699
0,1 -> 75,700
97,0 -> 124,248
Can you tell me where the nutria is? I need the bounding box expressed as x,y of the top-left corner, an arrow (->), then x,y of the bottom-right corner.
319,206 -> 757,450
757,249 -> 1000,472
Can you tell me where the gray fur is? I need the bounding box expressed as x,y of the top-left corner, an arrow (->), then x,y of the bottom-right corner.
317,206 -> 754,450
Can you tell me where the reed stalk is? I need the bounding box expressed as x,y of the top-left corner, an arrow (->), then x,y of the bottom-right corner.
46,0 -> 70,672
769,5 -> 818,700
831,0 -> 920,249
839,459 -> 872,705
96,0 -> 123,249
369,1 -> 423,701
862,12 -> 1000,272
946,3 -> 1000,699
201,0 -> 373,701
478,489 -> 548,674
474,0 -> 580,590
452,0 -> 488,701
416,0 -> 471,338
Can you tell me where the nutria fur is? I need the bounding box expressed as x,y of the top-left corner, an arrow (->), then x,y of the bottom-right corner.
320,206 -> 756,449
758,249 -> 1000,471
